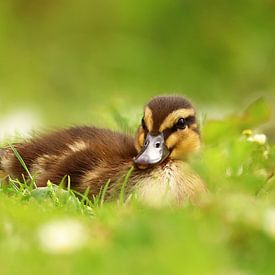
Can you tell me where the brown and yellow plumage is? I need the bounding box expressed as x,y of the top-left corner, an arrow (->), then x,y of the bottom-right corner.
0,96 -> 206,206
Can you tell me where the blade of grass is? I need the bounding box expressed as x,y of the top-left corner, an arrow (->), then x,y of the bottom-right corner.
72,189 -> 94,209
67,175 -> 71,191
119,166 -> 134,205
47,181 -> 60,205
8,177 -> 20,192
9,143 -> 37,188
100,179 -> 110,206
59,175 -> 69,189
81,186 -> 91,205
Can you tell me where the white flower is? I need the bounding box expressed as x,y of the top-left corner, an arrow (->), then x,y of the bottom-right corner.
262,208 -> 275,239
247,134 -> 267,145
38,219 -> 88,254
0,111 -> 40,141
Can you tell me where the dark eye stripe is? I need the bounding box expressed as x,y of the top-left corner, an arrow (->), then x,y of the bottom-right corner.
163,128 -> 174,139
163,115 -> 197,140
141,118 -> 146,129
141,118 -> 149,137
185,115 -> 196,125
141,118 -> 149,132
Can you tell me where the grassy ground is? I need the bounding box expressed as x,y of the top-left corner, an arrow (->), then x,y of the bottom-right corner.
0,1 -> 274,274
0,99 -> 274,275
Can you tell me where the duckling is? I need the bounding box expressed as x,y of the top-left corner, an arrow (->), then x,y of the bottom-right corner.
0,96 -> 206,206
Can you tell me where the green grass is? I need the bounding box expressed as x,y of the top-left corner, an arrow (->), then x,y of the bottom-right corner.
0,99 -> 274,275
0,1 -> 274,273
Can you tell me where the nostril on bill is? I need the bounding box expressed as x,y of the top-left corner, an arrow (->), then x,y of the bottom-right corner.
155,142 -> 161,148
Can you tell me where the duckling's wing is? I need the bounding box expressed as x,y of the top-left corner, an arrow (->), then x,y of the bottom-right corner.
0,127 -> 137,191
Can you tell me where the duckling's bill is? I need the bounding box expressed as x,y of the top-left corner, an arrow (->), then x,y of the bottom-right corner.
133,133 -> 169,168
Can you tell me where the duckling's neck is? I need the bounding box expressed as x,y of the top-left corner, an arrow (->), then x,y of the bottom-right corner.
131,160 -> 205,207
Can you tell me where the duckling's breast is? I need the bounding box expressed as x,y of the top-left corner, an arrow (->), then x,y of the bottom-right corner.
130,160 -> 206,207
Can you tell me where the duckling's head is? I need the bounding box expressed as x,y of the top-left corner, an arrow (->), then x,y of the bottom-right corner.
134,96 -> 200,168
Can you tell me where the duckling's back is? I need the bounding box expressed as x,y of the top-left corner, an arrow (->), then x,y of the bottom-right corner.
0,127 -> 137,194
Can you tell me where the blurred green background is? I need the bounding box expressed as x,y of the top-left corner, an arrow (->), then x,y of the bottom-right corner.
0,0 -> 274,131
0,2 -> 275,275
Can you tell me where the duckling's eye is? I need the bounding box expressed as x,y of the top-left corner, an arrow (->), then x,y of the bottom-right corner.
175,118 -> 187,130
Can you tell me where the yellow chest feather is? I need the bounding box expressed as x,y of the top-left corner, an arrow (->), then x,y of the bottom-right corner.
134,160 -> 206,207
